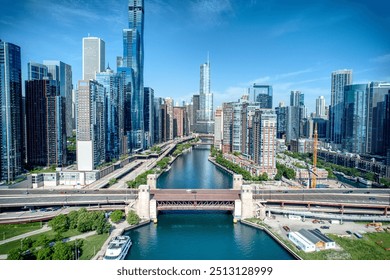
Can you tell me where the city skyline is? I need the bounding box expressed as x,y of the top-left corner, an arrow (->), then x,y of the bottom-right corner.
1,0 -> 389,112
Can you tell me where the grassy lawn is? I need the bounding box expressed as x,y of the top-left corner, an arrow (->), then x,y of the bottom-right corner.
245,218 -> 390,260
0,222 -> 43,240
79,233 -> 109,260
0,228 -> 83,254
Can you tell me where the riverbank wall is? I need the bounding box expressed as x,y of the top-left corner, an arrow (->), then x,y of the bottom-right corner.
93,219 -> 150,260
240,219 -> 302,260
208,157 -> 235,175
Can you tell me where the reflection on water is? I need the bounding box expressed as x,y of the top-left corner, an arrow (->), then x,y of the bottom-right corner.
125,212 -> 294,260
157,146 -> 232,189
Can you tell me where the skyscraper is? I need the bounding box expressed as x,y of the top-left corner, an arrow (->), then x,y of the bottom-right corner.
96,67 -> 125,161
316,96 -> 326,118
197,57 -> 214,134
25,79 -> 66,167
275,102 -> 287,139
222,102 -> 234,153
76,80 -> 105,171
43,60 -> 73,137
82,37 -> 105,81
122,0 -> 145,150
342,84 -> 368,154
165,98 -> 174,140
252,110 -> 277,178
27,62 -> 47,80
366,82 -> 390,155
144,87 -> 154,147
384,93 -> 390,165
199,58 -> 213,121
330,69 -> 352,144
192,94 -> 200,131
0,40 -> 23,182
290,90 -> 304,107
253,84 -> 273,109
214,107 -> 223,149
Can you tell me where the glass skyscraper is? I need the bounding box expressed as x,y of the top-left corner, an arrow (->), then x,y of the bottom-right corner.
199,59 -> 212,121
96,67 -> 125,161
43,60 -> 73,138
342,84 -> 368,154
330,69 -> 352,145
122,0 -> 145,150
253,84 -> 273,109
0,40 -> 23,182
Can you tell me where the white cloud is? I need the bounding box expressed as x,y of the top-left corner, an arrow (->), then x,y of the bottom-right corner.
190,0 -> 233,27
370,54 -> 390,63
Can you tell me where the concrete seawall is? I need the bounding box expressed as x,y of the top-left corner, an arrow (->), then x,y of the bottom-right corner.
208,157 -> 235,175
240,219 -> 302,260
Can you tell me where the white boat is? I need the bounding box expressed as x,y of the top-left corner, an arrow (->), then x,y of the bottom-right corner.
103,236 -> 132,260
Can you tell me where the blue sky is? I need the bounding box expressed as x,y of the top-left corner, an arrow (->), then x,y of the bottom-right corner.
1,0 -> 389,112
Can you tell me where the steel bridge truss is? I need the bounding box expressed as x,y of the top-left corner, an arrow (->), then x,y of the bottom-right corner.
156,200 -> 235,211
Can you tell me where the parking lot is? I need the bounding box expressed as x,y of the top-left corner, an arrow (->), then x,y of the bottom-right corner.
265,214 -> 381,239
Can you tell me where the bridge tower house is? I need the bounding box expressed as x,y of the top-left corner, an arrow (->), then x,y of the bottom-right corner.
136,185 -> 151,220
233,174 -> 243,190
240,185 -> 255,219
147,174 -> 158,189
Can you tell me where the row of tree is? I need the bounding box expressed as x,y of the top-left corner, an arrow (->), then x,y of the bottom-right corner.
109,210 -> 140,225
48,208 -> 111,234
8,237 -> 83,260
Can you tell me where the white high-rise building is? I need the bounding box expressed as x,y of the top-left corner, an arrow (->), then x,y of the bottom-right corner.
316,96 -> 326,118
197,56 -> 214,134
76,80 -> 105,171
82,37 -> 105,81
214,107 -> 223,149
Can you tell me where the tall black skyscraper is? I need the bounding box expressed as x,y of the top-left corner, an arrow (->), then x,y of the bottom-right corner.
25,79 -> 66,167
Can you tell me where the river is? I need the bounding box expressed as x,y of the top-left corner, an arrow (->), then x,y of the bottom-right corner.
125,145 -> 294,260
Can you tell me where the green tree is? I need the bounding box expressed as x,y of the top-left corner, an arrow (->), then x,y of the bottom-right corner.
91,211 -> 108,234
34,235 -> 50,248
110,210 -> 124,223
48,214 -> 69,233
284,168 -> 296,180
36,247 -> 53,260
7,248 -> 24,260
67,210 -> 79,229
108,178 -> 118,186
52,242 -> 74,260
77,211 -> 94,233
21,237 -> 34,252
127,211 -> 140,225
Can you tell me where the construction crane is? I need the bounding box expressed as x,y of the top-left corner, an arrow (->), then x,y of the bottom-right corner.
311,123 -> 318,188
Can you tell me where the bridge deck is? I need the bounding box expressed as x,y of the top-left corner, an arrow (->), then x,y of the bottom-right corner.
150,189 -> 240,201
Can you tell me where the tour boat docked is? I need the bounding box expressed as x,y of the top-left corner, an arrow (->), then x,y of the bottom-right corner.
103,236 -> 132,260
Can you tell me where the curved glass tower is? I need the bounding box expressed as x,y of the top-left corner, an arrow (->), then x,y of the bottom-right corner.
123,0 -> 144,150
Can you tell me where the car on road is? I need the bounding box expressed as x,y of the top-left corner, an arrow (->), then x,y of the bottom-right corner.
346,230 -> 352,234
343,190 -> 353,193
364,191 -> 370,194
369,197 -> 376,201
320,226 -> 330,229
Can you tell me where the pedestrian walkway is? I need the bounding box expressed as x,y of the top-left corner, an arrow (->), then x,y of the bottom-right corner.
0,224 -> 51,245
